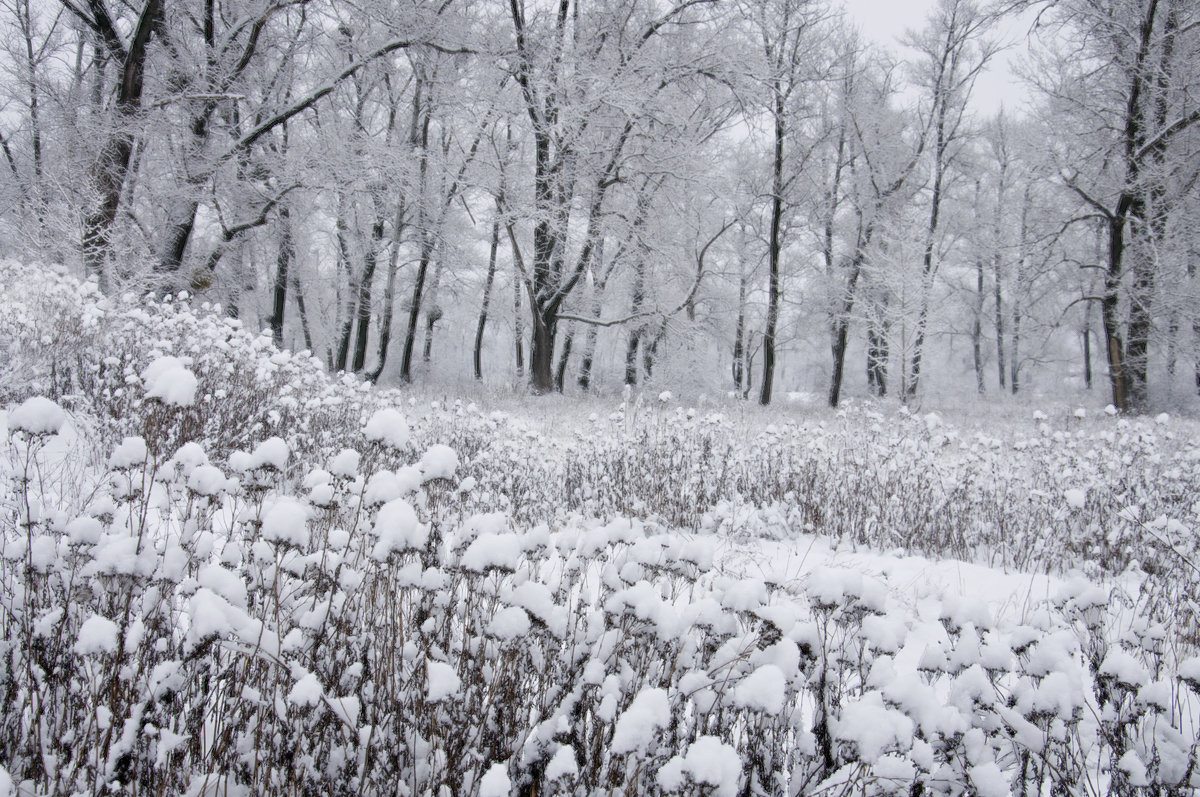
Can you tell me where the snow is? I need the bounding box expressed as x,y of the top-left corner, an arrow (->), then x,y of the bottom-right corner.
250,437 -> 290,470
1064,488 -> 1087,509
75,615 -> 119,655
371,499 -> 425,560
65,516 -> 103,544
419,444 -> 458,481
968,762 -> 1010,797
426,659 -> 461,702
330,448 -> 361,477
187,464 -> 227,496
109,436 -> 148,468
288,671 -> 323,708
478,764 -> 511,797
833,692 -> 914,763
545,746 -> 578,781
9,396 -> 66,435
143,356 -> 198,407
680,736 -> 742,797
461,533 -> 523,572
733,664 -> 787,714
261,497 -> 309,548
1099,648 -> 1149,688
198,564 -> 248,609
364,408 -> 410,450
1117,750 -> 1150,787
488,606 -> 531,640
610,688 -> 670,755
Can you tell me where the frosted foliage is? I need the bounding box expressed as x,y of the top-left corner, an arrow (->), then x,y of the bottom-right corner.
4,262 -> 1200,796
419,444 -> 458,481
834,692 -> 915,763
75,615 -> 119,655
142,356 -> 198,407
261,497 -> 308,547
478,764 -> 511,797
426,660 -> 461,702
733,664 -> 787,714
109,436 -> 148,468
371,499 -> 425,560
288,672 -> 323,708
682,736 -> 742,797
545,746 -> 578,781
364,408 -> 410,450
610,688 -> 669,754
9,396 -> 66,435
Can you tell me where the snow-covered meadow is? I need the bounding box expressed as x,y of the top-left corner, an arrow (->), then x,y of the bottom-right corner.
2,260 -> 1200,795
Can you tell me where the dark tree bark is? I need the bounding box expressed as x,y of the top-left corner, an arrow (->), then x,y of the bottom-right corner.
474,211 -> 502,381
733,267 -> 748,396
351,207 -> 386,373
760,83 -> 784,406
554,327 -> 573,393
268,201 -> 293,348
75,0 -> 164,292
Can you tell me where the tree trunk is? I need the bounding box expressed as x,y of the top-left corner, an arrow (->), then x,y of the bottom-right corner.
369,197 -> 408,383
421,258 -> 444,364
577,278 -> 605,391
867,319 -> 888,397
81,0 -> 164,292
351,210 -> 386,373
827,257 -> 863,408
555,326 -> 573,393
530,312 -> 555,393
760,87 -> 786,406
400,239 -> 433,382
906,105 -> 947,402
474,213 -> 502,381
973,255 -> 985,393
268,202 -> 293,348
514,265 -> 525,378
292,267 -> 314,353
733,266 -> 748,396
333,201 -> 357,371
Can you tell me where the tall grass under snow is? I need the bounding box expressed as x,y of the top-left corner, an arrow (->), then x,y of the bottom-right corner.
1,260 -> 1199,795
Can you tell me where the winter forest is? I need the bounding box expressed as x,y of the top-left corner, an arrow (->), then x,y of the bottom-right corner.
2,0 -> 1200,795
0,0 -> 1197,409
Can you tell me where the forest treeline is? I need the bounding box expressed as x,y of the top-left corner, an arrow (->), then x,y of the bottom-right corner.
1,0 -> 1197,410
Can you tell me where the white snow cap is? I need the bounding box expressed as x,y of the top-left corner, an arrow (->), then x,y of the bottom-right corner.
75,615 -> 120,655
261,497 -> 309,548
610,688 -> 670,754
419,444 -> 458,481
1064,489 -> 1087,510
733,664 -> 787,714
288,671 -> 323,707
250,437 -> 289,470
364,408 -> 410,450
426,659 -> 461,702
330,448 -> 361,477
478,763 -> 511,797
142,356 -> 198,407
681,736 -> 742,797
109,436 -> 148,469
188,464 -> 227,496
545,746 -> 578,781
9,396 -> 66,435
371,499 -> 426,560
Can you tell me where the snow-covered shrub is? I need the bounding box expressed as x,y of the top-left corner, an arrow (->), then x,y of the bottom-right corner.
4,402 -> 1200,795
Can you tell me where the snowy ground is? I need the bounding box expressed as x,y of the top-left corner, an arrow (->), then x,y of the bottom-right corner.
2,262 -> 1200,795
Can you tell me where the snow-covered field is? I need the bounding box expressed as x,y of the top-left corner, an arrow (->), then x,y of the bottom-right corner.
2,260 -> 1200,795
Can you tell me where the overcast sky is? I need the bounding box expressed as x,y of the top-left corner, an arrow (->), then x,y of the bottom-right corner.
840,0 -> 1037,116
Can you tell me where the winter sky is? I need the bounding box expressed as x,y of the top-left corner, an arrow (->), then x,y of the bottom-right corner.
842,0 -> 1037,116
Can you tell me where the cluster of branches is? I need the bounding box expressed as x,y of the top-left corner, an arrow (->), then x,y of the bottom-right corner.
0,0 -> 1198,410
